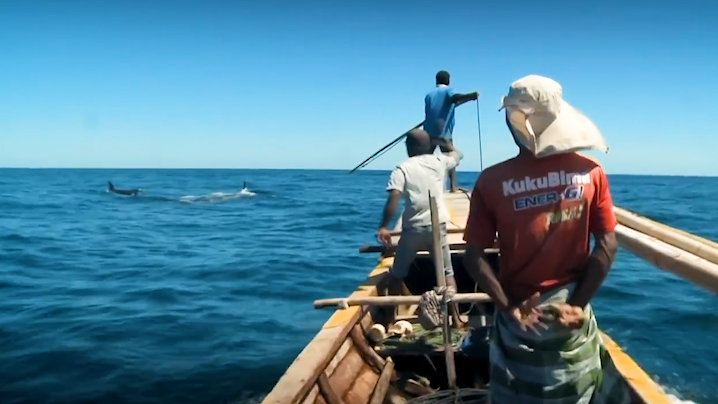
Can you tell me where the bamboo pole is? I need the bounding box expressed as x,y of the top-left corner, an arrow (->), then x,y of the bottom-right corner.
429,191 -> 457,390
358,244 -> 499,254
615,224 -> 718,296
313,293 -> 492,309
613,206 -> 718,265
388,227 -> 466,237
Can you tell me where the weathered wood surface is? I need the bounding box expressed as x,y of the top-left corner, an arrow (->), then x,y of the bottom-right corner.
614,206 -> 718,265
616,224 -> 718,296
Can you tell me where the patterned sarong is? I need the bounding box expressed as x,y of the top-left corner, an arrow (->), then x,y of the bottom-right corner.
489,284 -> 633,404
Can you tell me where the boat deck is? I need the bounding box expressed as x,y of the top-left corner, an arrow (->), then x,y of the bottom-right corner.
261,191 -> 673,404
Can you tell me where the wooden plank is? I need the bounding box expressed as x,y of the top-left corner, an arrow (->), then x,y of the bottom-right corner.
325,338 -> 353,377
328,349 -> 366,399
369,357 -> 395,404
302,385 -> 319,404
262,307 -> 365,404
600,332 -> 673,404
318,373 -> 345,404
343,365 -> 380,404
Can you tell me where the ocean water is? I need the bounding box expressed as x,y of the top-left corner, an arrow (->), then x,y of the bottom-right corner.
1,169 -> 717,404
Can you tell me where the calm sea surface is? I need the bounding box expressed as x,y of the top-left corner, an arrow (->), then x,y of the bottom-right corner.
1,169 -> 717,404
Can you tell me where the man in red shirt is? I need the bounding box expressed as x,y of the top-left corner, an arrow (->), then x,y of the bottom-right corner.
463,75 -> 630,403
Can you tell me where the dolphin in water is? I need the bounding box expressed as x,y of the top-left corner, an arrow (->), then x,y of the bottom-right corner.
108,181 -> 141,196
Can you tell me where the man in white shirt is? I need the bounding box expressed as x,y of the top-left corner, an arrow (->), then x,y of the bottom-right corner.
377,128 -> 463,326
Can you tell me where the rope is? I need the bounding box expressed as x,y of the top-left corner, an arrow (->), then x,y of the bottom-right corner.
407,388 -> 488,404
476,98 -> 484,172
418,286 -> 456,331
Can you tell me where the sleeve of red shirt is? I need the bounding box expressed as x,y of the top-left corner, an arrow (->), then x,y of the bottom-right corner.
589,166 -> 618,233
463,175 -> 497,249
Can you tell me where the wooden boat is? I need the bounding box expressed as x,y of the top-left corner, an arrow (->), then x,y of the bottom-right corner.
262,192 -> 677,404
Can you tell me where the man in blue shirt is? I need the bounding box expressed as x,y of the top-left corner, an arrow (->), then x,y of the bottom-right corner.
424,70 -> 478,192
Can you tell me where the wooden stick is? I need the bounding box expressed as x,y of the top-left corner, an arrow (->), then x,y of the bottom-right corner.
429,191 -> 457,390
369,357 -> 395,404
349,325 -> 386,372
318,372 -> 345,404
614,206 -> 718,265
615,224 -> 718,296
358,244 -> 499,254
314,293 -> 492,309
388,227 -> 466,237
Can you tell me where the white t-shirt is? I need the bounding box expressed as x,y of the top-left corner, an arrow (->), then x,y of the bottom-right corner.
386,151 -> 462,229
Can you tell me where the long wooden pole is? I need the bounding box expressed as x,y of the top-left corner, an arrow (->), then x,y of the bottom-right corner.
348,121 -> 424,174
615,224 -> 718,296
313,293 -> 492,309
613,206 -> 718,265
429,191 -> 457,390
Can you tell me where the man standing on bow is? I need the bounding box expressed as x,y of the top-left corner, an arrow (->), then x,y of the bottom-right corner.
377,128 -> 464,327
424,70 -> 478,193
463,75 -> 631,403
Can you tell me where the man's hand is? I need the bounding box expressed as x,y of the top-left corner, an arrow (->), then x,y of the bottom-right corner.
547,304 -> 585,329
470,91 -> 479,101
432,137 -> 455,151
376,227 -> 392,246
506,292 -> 547,335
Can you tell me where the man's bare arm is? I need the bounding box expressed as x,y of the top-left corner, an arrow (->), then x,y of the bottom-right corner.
464,245 -> 511,311
568,232 -> 618,308
451,92 -> 479,106
379,190 -> 402,229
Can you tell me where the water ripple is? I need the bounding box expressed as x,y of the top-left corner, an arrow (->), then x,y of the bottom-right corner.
0,170 -> 717,403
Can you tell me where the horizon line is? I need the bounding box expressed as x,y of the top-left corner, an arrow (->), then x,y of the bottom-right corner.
0,167 -> 716,178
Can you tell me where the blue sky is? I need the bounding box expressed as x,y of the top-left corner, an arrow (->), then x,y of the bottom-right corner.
1,0 -> 717,175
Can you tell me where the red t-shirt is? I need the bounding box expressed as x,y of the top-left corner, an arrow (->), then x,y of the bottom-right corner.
463,152 -> 617,303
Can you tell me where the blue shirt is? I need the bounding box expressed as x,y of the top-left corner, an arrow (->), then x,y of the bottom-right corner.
424,85 -> 456,138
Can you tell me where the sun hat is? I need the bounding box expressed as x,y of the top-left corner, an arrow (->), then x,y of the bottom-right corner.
499,75 -> 608,158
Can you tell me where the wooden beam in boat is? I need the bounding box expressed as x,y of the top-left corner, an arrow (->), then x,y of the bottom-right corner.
359,244 -> 498,254
349,325 -> 386,372
314,292 -> 492,309
318,373 -> 345,404
369,357 -> 395,404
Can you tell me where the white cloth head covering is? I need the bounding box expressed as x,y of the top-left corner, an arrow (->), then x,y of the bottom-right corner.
499,75 -> 608,158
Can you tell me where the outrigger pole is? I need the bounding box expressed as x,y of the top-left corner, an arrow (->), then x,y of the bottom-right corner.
348,121 -> 424,174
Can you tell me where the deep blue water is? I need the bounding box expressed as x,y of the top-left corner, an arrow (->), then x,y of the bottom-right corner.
1,169 -> 717,404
